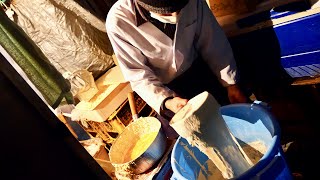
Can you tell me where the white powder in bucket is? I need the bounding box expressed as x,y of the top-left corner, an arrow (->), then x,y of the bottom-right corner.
197,140 -> 267,179
170,91 -> 253,179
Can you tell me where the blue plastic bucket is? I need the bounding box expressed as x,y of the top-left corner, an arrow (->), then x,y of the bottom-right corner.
170,103 -> 292,180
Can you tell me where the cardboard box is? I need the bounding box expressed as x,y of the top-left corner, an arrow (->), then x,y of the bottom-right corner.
72,66 -> 132,122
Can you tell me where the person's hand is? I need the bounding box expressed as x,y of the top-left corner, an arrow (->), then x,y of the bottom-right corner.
165,97 -> 188,113
227,84 -> 248,104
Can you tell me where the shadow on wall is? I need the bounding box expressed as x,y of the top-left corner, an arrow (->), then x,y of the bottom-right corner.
228,1 -> 312,101
229,25 -> 292,102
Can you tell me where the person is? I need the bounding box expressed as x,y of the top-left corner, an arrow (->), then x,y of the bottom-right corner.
106,0 -> 249,121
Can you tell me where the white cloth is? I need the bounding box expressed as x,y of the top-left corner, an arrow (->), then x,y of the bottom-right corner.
106,0 -> 238,113
149,12 -> 179,24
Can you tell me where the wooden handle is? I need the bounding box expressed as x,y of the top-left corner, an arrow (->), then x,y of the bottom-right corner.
128,91 -> 138,119
57,113 -> 78,139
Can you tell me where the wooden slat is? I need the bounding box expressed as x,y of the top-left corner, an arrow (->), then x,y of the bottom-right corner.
313,64 -> 320,69
57,114 -> 79,139
285,64 -> 320,78
306,64 -> 320,73
285,67 -> 303,78
291,66 -> 312,77
299,66 -> 319,76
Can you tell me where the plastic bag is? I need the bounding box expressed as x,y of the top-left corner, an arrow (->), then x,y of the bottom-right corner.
10,0 -> 115,79
64,69 -> 98,102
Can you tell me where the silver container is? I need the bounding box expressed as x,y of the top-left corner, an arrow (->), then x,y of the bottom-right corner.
109,117 -> 167,174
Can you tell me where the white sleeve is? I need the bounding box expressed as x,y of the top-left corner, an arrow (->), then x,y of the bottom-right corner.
195,0 -> 238,86
106,29 -> 175,114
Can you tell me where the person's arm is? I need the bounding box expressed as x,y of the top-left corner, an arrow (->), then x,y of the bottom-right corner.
226,84 -> 248,103
194,0 -> 247,103
107,29 -> 176,113
195,0 -> 237,86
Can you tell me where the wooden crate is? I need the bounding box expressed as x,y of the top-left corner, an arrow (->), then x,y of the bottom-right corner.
109,92 -> 149,126
78,92 -> 156,146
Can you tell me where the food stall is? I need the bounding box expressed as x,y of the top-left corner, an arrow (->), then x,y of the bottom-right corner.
1,0 -> 320,179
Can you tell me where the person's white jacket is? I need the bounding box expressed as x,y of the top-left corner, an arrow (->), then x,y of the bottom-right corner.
106,0 -> 238,114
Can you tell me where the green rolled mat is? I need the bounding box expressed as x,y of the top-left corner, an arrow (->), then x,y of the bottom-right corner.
0,10 -> 74,108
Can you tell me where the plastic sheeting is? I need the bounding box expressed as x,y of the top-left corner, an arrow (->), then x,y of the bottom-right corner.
11,0 -> 115,79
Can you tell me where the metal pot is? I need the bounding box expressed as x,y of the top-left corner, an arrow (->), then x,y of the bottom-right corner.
109,117 -> 167,174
